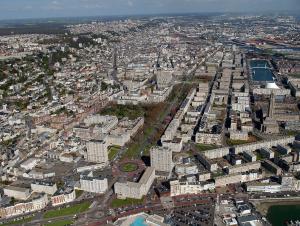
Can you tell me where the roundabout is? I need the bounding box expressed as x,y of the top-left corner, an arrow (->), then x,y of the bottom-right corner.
112,159 -> 146,178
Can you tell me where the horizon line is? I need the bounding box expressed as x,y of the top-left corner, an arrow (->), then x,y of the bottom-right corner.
0,10 -> 299,22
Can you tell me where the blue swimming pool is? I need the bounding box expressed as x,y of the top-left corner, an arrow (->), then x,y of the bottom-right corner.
131,216 -> 147,226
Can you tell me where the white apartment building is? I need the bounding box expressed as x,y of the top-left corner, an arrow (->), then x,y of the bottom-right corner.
260,148 -> 274,159
80,172 -> 108,194
20,158 -> 40,171
83,115 -> 118,133
156,69 -> 173,88
243,151 -> 257,162
114,167 -> 155,199
107,117 -> 144,146
215,171 -> 263,187
31,181 -> 57,195
277,144 -> 291,155
246,182 -> 282,193
161,138 -> 183,153
51,188 -> 76,206
227,162 -> 261,175
230,130 -> 248,141
170,180 -> 215,196
175,164 -> 198,176
196,133 -> 222,146
86,139 -> 108,164
150,146 -> 174,173
0,194 -> 48,219
3,186 -> 31,200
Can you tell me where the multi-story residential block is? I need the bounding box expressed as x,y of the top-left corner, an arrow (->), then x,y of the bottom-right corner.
150,146 -> 174,174
195,133 -> 222,145
83,115 -> 118,133
170,179 -> 215,196
0,194 -> 48,219
197,154 -> 218,172
86,139 -> 108,164
227,162 -> 261,175
262,160 -> 283,176
260,148 -> 274,159
80,171 -> 108,194
114,167 -> 155,199
277,144 -> 291,155
215,171 -> 262,187
31,181 -> 57,195
51,187 -> 76,206
156,69 -> 173,89
3,186 -> 31,200
20,158 -> 40,171
246,182 -> 282,193
243,151 -> 257,162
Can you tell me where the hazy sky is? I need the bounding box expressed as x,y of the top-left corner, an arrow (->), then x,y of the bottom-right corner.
0,0 -> 299,20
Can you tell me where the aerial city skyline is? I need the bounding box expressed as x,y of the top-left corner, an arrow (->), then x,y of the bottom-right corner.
0,1 -> 300,226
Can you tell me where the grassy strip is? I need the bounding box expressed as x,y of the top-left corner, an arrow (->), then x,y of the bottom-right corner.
1,217 -> 33,226
289,73 -> 300,78
195,143 -> 218,152
44,202 -> 90,219
227,139 -> 252,146
108,146 -> 121,160
211,170 -> 225,179
286,130 -> 300,136
111,198 -> 144,208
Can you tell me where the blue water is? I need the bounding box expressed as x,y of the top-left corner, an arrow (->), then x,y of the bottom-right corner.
250,60 -> 270,68
131,217 -> 147,226
250,60 -> 274,82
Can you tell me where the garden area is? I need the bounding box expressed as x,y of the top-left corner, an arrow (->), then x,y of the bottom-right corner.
101,104 -> 145,120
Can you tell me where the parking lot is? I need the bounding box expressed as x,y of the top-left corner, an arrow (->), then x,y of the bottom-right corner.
168,203 -> 214,226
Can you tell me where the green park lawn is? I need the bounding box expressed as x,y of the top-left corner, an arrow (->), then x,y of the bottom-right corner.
43,202 -> 90,219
